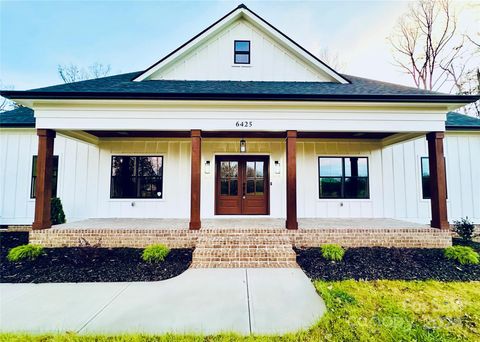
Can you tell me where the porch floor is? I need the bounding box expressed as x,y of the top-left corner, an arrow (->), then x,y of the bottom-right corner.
52,218 -> 429,230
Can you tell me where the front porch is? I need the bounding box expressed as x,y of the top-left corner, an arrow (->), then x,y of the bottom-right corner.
51,217 -> 429,230
30,129 -> 450,233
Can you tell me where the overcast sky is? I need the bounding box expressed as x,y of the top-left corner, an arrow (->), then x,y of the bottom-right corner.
0,0 -> 478,91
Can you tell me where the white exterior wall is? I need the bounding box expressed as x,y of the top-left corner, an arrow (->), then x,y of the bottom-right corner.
297,133 -> 480,223
148,19 -> 331,82
297,140 -> 384,219
0,129 -> 99,225
381,132 -> 480,223
1,130 -> 479,225
94,139 -> 191,219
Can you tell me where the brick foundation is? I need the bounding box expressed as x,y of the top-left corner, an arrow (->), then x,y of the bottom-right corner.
30,227 -> 452,249
6,225 -> 32,232
29,227 -> 452,268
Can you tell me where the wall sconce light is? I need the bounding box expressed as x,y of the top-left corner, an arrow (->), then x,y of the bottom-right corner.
205,160 -> 211,174
274,161 -> 281,174
240,139 -> 247,153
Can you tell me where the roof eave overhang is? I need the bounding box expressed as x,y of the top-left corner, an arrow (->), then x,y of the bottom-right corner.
2,91 -> 478,105
445,126 -> 480,131
0,124 -> 35,128
2,93 -> 478,111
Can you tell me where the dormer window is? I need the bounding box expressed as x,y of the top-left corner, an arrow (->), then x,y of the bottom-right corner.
234,40 -> 250,64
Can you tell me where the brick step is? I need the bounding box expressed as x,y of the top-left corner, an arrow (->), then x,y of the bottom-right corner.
193,248 -> 296,260
196,233 -> 291,240
198,229 -> 288,235
191,229 -> 298,268
197,234 -> 291,239
190,261 -> 299,268
197,235 -> 291,241
195,238 -> 292,248
196,243 -> 292,249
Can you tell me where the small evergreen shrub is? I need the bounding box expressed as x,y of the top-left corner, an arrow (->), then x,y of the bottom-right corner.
7,244 -> 44,262
51,197 -> 66,225
142,244 -> 170,263
453,217 -> 476,241
444,246 -> 479,265
321,244 -> 345,262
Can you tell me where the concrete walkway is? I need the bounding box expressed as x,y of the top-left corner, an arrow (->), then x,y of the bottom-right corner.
0,268 -> 326,335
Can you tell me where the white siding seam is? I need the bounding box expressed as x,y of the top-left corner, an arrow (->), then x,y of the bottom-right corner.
467,137 -> 474,218
0,136 -> 9,218
455,138 -> 463,218
12,136 -> 20,217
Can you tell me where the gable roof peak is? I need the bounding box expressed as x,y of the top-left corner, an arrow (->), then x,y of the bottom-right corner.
133,5 -> 349,84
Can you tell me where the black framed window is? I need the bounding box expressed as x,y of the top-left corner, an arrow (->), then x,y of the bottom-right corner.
421,157 -> 447,199
111,156 -> 163,199
234,40 -> 250,64
319,157 -> 369,199
31,156 -> 59,198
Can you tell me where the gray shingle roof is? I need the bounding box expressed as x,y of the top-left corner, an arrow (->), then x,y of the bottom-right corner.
1,72 -> 479,103
0,107 -> 35,127
446,111 -> 480,130
2,107 -> 479,131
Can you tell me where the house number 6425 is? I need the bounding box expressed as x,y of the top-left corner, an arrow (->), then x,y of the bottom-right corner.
235,121 -> 253,128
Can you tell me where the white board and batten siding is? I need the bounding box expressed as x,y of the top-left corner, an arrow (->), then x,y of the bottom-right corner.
0,129 -> 99,225
1,130 -> 479,225
147,19 -> 330,82
296,133 -> 480,223
95,139 -> 191,219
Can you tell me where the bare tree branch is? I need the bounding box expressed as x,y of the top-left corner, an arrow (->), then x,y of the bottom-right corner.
57,63 -> 112,83
316,48 -> 346,72
388,0 -> 461,91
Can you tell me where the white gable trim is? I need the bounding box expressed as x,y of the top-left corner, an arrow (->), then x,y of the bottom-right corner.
133,5 -> 349,84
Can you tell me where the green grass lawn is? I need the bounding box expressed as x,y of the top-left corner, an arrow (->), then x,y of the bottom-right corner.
2,280 -> 479,342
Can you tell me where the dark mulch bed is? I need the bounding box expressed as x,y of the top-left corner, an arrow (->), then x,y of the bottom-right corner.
296,239 -> 480,281
0,231 -> 192,283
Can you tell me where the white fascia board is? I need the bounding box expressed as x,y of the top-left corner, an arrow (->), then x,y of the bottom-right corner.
29,99 -> 453,110
0,127 -> 35,135
133,8 -> 348,84
35,117 -> 446,133
31,99 -> 449,134
33,105 -> 447,133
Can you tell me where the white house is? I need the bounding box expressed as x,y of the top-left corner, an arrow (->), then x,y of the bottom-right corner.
1,4 -> 479,238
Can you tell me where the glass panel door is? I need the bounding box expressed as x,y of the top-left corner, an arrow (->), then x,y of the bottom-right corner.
215,156 -> 269,215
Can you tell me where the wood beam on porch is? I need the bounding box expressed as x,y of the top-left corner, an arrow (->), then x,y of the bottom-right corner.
189,129 -> 202,230
427,132 -> 449,230
32,129 -> 56,230
286,130 -> 298,229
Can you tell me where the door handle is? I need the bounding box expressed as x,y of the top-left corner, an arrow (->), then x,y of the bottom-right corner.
243,182 -> 246,199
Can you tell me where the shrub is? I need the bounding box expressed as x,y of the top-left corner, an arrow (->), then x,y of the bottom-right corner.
7,244 -> 44,262
321,244 -> 345,262
51,197 -> 66,225
452,217 -> 476,241
142,244 -> 170,263
444,246 -> 479,265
